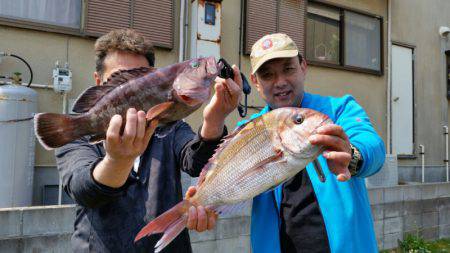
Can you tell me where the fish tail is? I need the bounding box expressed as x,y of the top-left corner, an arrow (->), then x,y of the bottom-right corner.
34,113 -> 91,150
135,200 -> 191,252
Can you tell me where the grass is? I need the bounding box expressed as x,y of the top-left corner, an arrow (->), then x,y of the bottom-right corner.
380,234 -> 450,253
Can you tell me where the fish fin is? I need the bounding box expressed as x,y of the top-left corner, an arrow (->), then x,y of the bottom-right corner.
134,200 -> 190,243
154,121 -> 178,138
154,216 -> 188,253
234,149 -> 284,185
146,101 -> 175,121
88,133 -> 106,144
103,66 -> 155,86
34,113 -> 91,150
212,200 -> 251,217
72,85 -> 116,113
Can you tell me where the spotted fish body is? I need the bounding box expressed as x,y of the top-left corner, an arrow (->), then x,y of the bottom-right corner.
34,56 -> 219,150
135,107 -> 333,252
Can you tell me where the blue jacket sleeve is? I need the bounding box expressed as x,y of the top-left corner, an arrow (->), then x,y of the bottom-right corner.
333,95 -> 386,178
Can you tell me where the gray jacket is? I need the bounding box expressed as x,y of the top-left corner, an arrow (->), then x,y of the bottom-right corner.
55,121 -> 225,253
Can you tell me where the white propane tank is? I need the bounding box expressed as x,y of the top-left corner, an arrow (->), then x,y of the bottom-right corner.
0,84 -> 37,208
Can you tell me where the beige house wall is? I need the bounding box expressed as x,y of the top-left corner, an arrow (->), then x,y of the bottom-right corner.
391,0 -> 450,166
1,0 -> 389,168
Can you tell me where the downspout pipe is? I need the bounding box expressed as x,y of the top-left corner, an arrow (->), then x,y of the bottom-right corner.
444,126 -> 449,182
179,0 -> 186,63
386,0 -> 392,154
419,145 -> 425,183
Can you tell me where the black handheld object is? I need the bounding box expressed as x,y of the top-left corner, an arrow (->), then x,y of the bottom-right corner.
313,159 -> 326,182
218,58 -> 251,117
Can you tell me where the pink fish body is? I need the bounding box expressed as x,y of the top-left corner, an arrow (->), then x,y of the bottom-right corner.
135,107 -> 332,252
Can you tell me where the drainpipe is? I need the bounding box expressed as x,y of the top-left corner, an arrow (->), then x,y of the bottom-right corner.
386,0 -> 392,154
58,92 -> 69,205
238,0 -> 244,70
419,145 -> 425,183
444,126 -> 449,182
179,0 -> 186,62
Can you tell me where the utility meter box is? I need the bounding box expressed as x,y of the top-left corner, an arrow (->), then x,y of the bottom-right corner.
190,0 -> 222,59
53,67 -> 72,93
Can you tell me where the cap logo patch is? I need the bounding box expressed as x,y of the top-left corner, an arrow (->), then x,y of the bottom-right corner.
262,39 -> 273,50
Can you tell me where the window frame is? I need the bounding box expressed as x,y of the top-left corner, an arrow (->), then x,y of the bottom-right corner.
0,0 -> 85,36
306,0 -> 384,76
0,0 -> 175,49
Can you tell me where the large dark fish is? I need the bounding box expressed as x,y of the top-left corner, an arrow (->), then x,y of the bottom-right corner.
35,57 -> 219,150
134,107 -> 332,252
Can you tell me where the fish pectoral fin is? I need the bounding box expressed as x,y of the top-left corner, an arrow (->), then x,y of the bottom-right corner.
235,149 -> 285,186
146,101 -> 175,121
72,85 -> 116,113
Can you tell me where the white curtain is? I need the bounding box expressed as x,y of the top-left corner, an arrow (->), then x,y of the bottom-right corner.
0,0 -> 82,28
344,11 -> 381,71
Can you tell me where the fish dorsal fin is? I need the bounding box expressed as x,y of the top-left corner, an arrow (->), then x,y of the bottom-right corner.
72,85 -> 116,113
103,66 -> 155,86
72,67 -> 155,113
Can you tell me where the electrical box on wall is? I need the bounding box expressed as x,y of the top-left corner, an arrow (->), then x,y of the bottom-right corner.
53,62 -> 72,93
190,0 -> 222,59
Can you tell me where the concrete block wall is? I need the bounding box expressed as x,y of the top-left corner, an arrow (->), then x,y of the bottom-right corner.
369,182 -> 450,250
1,183 -> 450,252
0,205 -> 74,252
398,166 -> 448,183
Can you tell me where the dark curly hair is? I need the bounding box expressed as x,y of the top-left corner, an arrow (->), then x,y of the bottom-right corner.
94,29 -> 155,77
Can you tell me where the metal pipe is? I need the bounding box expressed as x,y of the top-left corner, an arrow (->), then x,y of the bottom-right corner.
238,0 -> 244,70
58,92 -> 69,205
386,0 -> 392,154
444,126 -> 449,182
0,81 -> 53,89
419,145 -> 425,183
183,0 -> 189,60
179,0 -> 186,63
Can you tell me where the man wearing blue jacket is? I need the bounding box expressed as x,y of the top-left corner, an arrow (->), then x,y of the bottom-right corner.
242,33 -> 386,252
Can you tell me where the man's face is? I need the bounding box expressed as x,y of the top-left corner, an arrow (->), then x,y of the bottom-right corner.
251,56 -> 307,109
94,50 -> 150,85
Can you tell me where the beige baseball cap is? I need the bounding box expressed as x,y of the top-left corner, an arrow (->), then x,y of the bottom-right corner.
250,33 -> 299,74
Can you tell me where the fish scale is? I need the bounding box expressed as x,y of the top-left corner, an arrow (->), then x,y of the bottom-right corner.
34,57 -> 218,150
134,107 -> 332,252
199,130 -> 276,205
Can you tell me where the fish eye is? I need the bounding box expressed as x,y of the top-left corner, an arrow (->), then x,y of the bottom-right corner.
292,114 -> 303,124
191,61 -> 199,68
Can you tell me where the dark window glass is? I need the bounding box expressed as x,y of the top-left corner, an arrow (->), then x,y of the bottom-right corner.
205,3 -> 216,25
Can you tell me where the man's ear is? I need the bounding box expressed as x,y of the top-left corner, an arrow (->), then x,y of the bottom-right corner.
250,73 -> 261,92
300,58 -> 307,73
94,72 -> 102,86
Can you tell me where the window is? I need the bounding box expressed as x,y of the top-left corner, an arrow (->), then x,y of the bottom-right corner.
344,11 -> 381,71
306,4 -> 340,64
0,0 -> 82,29
0,0 -> 174,48
306,2 -> 383,74
205,2 -> 216,25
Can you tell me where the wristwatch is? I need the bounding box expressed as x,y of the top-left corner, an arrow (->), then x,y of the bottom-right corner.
348,144 -> 363,176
